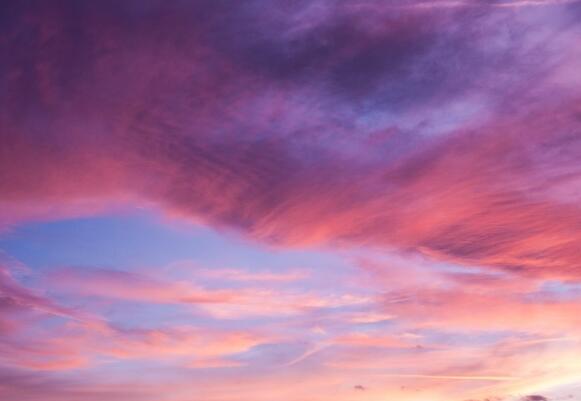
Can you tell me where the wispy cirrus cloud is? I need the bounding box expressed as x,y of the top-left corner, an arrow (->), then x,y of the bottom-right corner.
45,266 -> 369,318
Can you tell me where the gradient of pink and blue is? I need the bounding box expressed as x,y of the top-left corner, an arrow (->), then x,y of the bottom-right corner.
2,1 -> 581,400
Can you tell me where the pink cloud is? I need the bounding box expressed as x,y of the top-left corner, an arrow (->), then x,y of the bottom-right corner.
1,0 -> 581,285
46,267 -> 370,318
2,2 -> 581,401
47,267 -> 237,305
194,267 -> 309,283
383,288 -> 581,333
333,332 -> 413,348
0,265 -> 76,320
102,326 -> 268,362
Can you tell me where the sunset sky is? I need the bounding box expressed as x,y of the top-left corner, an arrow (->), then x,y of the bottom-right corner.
2,1 -> 581,400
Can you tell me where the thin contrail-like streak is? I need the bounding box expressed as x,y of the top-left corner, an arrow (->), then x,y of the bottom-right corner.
377,373 -> 520,381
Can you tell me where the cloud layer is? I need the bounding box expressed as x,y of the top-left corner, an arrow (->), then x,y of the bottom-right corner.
2,1 -> 581,400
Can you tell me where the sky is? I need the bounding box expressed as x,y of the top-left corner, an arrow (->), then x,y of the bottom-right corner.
1,0 -> 581,400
